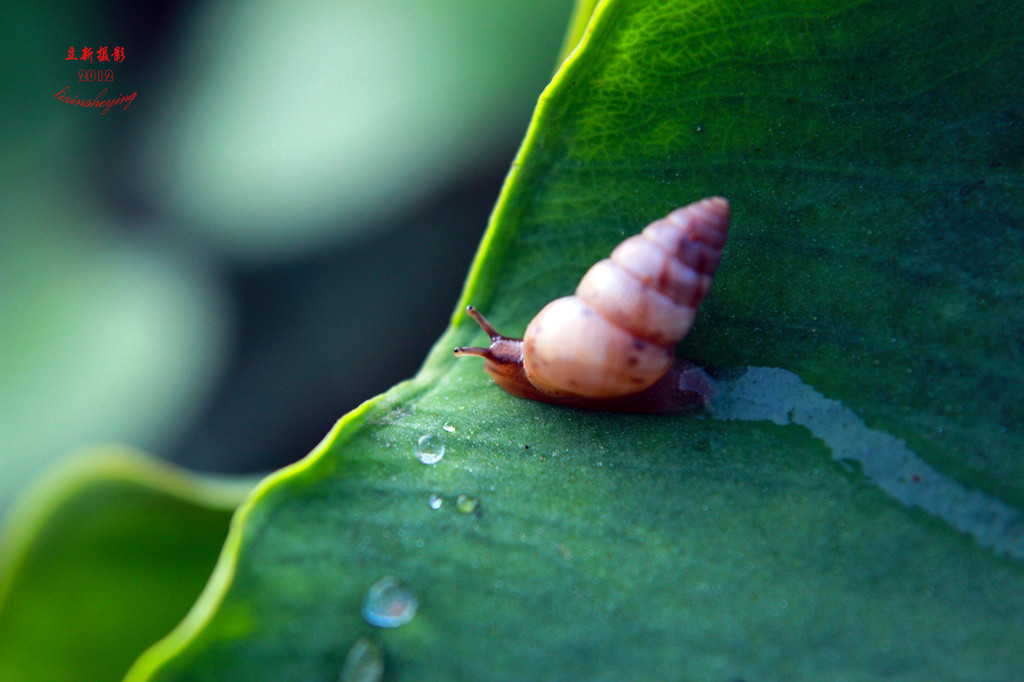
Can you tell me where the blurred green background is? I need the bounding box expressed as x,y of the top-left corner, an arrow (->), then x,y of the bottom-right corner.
0,0 -> 574,508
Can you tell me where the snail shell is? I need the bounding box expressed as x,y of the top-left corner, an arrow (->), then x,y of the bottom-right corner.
454,196 -> 730,413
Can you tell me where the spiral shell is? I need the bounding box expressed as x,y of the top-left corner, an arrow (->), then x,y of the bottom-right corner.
522,196 -> 730,398
453,196 -> 730,412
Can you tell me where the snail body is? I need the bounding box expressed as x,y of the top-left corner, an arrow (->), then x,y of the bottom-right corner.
454,196 -> 730,413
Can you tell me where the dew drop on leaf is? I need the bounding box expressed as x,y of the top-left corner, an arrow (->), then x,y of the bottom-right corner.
339,637 -> 384,682
362,576 -> 418,628
455,494 -> 479,514
414,434 -> 444,465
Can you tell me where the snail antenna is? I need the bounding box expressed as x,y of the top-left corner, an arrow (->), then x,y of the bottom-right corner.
453,305 -> 523,363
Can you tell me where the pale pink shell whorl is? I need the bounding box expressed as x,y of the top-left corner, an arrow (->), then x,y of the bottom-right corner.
522,196 -> 730,399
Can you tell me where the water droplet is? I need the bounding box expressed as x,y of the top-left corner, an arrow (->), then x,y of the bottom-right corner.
362,576 -> 418,628
339,637 -> 384,682
455,494 -> 479,514
442,423 -> 456,433
414,434 -> 444,465
428,494 -> 443,510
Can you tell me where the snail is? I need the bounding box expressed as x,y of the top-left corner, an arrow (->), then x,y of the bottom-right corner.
453,196 -> 730,413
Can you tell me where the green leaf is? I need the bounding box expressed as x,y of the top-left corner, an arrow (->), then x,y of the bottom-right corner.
0,448 -> 253,682
59,0 -> 1024,678
556,0 -> 600,64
